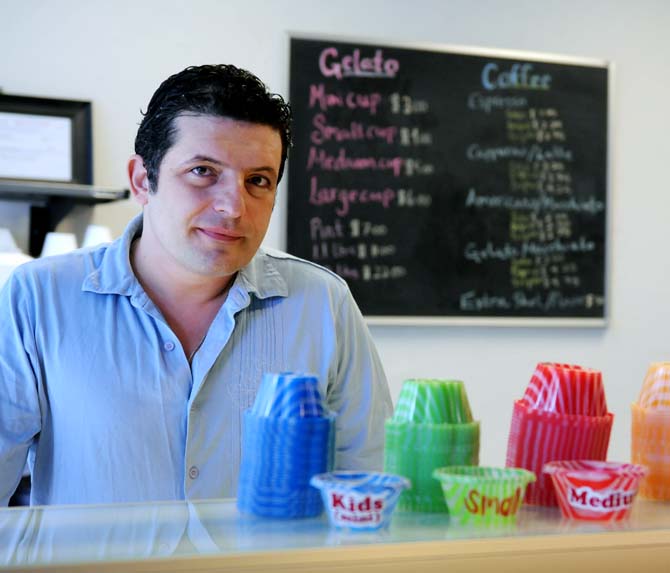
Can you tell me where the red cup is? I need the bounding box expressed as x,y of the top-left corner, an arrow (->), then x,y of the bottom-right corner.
543,460 -> 647,521
522,363 -> 606,416
506,400 -> 613,505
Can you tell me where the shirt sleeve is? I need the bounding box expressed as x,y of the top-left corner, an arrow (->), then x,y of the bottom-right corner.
327,287 -> 393,472
0,270 -> 42,506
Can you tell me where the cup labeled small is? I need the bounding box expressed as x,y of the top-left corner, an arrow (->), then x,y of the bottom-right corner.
432,466 -> 535,526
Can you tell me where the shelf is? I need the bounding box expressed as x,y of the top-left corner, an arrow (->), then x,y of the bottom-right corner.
0,179 -> 129,256
0,179 -> 128,204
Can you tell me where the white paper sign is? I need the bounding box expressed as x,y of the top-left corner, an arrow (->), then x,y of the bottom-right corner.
0,111 -> 72,181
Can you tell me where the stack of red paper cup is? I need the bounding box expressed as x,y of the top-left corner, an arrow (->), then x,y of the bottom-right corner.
505,362 -> 614,505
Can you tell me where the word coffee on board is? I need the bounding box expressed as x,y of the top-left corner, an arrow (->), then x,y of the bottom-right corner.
287,37 -> 608,322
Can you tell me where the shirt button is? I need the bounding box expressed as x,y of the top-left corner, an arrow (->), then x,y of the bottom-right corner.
189,466 -> 199,479
164,341 -> 175,351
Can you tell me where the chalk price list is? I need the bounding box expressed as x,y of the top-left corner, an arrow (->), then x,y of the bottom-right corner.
305,46 -> 434,283
461,62 -> 605,313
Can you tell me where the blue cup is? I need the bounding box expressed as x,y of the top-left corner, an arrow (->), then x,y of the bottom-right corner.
251,372 -> 325,418
237,372 -> 335,518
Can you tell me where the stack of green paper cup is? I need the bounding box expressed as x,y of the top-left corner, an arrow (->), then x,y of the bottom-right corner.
384,379 -> 480,512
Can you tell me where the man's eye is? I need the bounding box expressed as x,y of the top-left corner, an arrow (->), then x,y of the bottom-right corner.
191,166 -> 214,176
248,175 -> 271,188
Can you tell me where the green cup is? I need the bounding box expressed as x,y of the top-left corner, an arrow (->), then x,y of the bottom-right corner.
392,379 -> 473,424
385,421 -> 480,511
432,466 -> 536,526
384,379 -> 480,512
385,420 -> 480,447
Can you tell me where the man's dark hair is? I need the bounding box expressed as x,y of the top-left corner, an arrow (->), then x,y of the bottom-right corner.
134,64 -> 292,190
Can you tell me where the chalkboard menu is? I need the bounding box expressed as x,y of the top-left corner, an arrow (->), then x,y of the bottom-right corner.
287,37 -> 608,324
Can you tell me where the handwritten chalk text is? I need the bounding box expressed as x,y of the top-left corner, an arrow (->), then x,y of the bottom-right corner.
309,84 -> 383,115
466,144 -> 573,163
389,93 -> 430,115
309,217 -> 344,241
309,176 -> 396,216
349,219 -> 388,238
319,47 -> 400,80
467,92 -> 528,113
361,264 -> 407,281
307,147 -> 404,177
481,62 -> 551,91
310,113 -> 397,145
465,188 -> 604,215
463,237 -> 596,264
460,290 -> 604,312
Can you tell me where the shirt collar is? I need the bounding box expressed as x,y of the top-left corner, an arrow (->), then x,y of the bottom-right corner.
81,213 -> 288,300
237,247 -> 288,299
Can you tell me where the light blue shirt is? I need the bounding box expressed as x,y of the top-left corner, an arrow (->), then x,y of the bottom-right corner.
0,215 -> 393,506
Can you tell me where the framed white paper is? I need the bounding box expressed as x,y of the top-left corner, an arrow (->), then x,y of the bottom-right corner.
0,94 -> 92,185
0,112 -> 73,181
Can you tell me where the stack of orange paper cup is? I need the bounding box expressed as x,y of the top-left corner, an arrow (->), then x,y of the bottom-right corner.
631,362 -> 670,500
506,363 -> 614,506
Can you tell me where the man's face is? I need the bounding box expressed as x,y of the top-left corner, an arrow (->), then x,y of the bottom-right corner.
134,114 -> 282,280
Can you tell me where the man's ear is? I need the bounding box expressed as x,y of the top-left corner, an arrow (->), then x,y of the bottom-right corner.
128,155 -> 151,206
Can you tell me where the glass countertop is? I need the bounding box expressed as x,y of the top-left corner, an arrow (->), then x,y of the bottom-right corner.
1,498 -> 669,570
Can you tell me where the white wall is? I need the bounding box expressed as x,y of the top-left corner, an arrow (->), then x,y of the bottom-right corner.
2,0 -> 669,466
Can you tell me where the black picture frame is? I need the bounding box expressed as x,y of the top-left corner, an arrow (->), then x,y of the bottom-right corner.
0,94 -> 92,185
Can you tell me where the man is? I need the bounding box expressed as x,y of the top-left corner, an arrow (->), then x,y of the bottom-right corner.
0,65 -> 393,506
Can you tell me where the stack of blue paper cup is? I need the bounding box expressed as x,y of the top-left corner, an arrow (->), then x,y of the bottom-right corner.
237,372 -> 335,518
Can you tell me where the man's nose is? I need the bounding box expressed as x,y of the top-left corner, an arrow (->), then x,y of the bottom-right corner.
212,173 -> 246,217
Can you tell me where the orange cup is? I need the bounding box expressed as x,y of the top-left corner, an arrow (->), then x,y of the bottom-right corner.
631,403 -> 670,499
637,362 -> 670,410
631,362 -> 670,500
